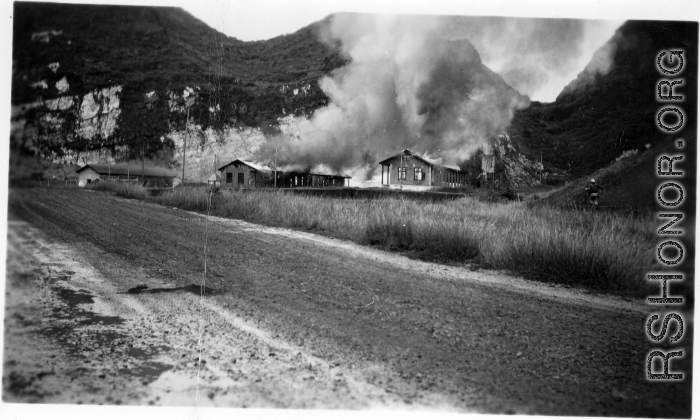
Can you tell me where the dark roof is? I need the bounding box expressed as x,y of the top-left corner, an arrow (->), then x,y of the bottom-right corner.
378,149 -> 464,172
76,164 -> 176,178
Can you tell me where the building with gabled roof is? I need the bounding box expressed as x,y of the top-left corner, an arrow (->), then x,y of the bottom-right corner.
218,159 -> 351,188
378,149 -> 467,189
279,167 -> 351,188
76,163 -> 176,187
218,159 -> 273,188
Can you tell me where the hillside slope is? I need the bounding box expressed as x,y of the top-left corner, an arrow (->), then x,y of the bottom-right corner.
507,20 -> 698,179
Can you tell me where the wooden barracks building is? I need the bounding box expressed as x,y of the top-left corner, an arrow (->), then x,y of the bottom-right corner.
218,159 -> 351,188
218,159 -> 272,187
76,164 -> 176,187
378,149 -> 467,188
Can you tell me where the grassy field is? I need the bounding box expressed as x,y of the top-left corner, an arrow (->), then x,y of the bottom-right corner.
90,182 -> 657,295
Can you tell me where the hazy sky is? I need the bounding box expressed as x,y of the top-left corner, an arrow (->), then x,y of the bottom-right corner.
13,0 -> 688,42
174,0 -> 695,42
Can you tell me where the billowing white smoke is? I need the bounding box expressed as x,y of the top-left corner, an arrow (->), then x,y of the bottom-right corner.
260,14 -> 531,181
260,14 -> 621,182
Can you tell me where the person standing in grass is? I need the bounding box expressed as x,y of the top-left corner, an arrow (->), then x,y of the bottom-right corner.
585,179 -> 604,209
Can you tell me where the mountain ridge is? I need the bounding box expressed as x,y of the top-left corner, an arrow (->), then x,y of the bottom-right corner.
506,19 -> 698,179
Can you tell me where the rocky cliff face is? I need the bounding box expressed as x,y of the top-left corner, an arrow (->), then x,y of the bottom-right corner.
11,84 -> 124,165
494,133 -> 543,186
10,85 -> 308,183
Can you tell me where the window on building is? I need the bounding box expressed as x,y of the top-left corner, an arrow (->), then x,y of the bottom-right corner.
398,167 -> 406,180
414,168 -> 423,181
226,173 -> 233,183
238,173 -> 244,184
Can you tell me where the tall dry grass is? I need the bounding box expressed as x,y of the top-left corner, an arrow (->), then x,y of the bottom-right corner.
87,181 -> 148,200
150,187 -> 655,294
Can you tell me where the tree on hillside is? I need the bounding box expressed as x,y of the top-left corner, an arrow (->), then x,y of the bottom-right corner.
117,91 -> 172,165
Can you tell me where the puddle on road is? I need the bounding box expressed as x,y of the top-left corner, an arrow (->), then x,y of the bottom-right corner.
41,283 -> 174,386
55,287 -> 95,307
125,283 -> 220,296
51,287 -> 125,326
119,362 -> 173,384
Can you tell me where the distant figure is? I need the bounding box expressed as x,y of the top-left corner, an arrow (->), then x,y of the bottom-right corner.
585,179 -> 604,209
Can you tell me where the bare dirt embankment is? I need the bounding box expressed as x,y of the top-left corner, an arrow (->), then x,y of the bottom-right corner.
3,187 -> 692,415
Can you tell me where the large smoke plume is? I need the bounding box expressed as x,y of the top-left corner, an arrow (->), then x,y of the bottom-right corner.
258,14 -> 622,182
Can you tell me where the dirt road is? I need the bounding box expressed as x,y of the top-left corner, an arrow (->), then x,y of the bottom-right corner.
3,188 -> 692,415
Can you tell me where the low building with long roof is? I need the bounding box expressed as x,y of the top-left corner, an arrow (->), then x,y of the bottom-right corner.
76,163 -> 176,187
218,159 -> 351,188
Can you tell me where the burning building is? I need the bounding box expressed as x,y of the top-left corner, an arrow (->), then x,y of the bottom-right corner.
276,167 -> 351,188
76,164 -> 176,187
218,159 -> 351,188
218,159 -> 273,187
379,149 -> 467,189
